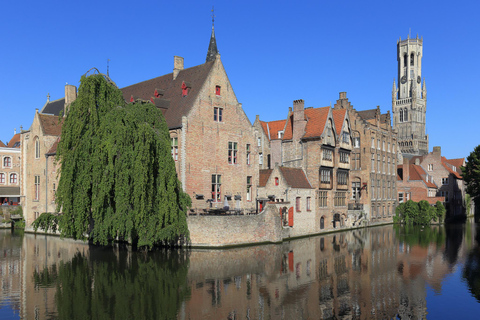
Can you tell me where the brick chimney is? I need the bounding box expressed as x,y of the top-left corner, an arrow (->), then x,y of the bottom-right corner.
64,84 -> 77,116
433,146 -> 441,159
293,99 -> 306,140
403,157 -> 409,183
173,56 -> 184,80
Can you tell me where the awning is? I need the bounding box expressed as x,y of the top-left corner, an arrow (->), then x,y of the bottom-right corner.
0,187 -> 21,197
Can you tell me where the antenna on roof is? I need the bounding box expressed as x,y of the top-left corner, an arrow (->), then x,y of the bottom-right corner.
107,59 -> 110,77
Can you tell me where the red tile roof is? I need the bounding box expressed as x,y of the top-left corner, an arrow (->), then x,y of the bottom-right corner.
38,114 -> 63,136
121,61 -> 215,129
6,133 -> 20,148
279,167 -> 312,189
259,169 -> 273,187
47,137 -> 61,155
260,119 -> 287,141
332,109 -> 346,136
397,164 -> 437,188
0,140 -> 6,148
303,107 -> 330,139
282,114 -> 294,140
441,156 -> 462,179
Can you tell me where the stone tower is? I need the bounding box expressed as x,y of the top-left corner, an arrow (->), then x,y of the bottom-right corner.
392,35 -> 428,156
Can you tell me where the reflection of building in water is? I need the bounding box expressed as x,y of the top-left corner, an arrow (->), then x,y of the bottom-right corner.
0,231 -> 23,315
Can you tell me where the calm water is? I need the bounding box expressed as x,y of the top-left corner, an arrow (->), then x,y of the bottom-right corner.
1,223 -> 480,319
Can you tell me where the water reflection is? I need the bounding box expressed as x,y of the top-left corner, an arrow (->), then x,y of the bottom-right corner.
1,222 -> 480,319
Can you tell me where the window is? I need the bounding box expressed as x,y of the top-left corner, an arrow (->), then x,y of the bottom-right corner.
319,191 -> 327,207
259,153 -> 263,165
171,137 -> 178,161
35,138 -> 40,159
3,157 -> 11,168
377,139 -> 380,150
246,144 -> 251,165
246,176 -> 252,201
228,142 -> 238,164
377,155 -> 380,172
257,137 -> 261,147
337,170 -> 348,185
275,177 -> 279,186
382,156 -> 386,174
404,108 -> 408,122
352,153 -> 360,170
352,181 -> 360,200
34,175 -> 40,201
342,131 -> 350,144
388,158 -> 391,175
334,192 -> 346,207
410,53 -> 414,66
53,183 -> 56,201
215,85 -> 221,96
427,164 -> 433,171
371,154 -> 375,172
211,175 -> 221,202
0,173 -> 4,184
339,152 -> 349,164
399,109 -> 404,122
214,107 -> 223,122
388,142 -> 391,152
296,197 -> 301,212
322,148 -> 333,161
306,197 -> 311,211
371,137 -> 375,149
442,178 -> 449,185
320,169 -> 332,184
9,173 -> 17,184
398,192 -> 404,203
181,81 -> 188,96
371,179 -> 375,199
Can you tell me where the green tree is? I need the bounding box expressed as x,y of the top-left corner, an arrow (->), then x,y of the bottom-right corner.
435,201 -> 446,222
462,145 -> 480,201
55,72 -> 190,248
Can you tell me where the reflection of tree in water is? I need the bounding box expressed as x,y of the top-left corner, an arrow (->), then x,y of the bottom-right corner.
39,248 -> 190,320
444,224 -> 465,265
463,225 -> 480,303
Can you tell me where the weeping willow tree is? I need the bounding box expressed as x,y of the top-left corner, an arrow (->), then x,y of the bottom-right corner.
55,72 -> 190,248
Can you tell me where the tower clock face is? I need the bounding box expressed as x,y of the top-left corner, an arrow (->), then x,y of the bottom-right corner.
401,76 -> 407,84
417,76 -> 421,84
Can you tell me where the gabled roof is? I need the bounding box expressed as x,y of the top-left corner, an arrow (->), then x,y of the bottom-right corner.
38,114 -> 63,136
397,164 -> 437,188
332,109 -> 347,136
279,167 -> 312,189
47,137 -> 61,155
40,98 -> 65,116
260,119 -> 287,141
6,134 -> 20,148
303,107 -> 330,139
441,156 -> 462,179
0,140 -> 5,148
121,61 -> 215,129
259,169 -> 273,187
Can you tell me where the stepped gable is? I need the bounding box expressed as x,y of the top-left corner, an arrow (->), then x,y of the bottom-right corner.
260,119 -> 286,141
41,98 -> 65,116
278,167 -> 312,189
38,114 -> 63,136
332,109 -> 347,136
259,169 -> 273,187
6,134 -> 20,148
121,61 -> 215,129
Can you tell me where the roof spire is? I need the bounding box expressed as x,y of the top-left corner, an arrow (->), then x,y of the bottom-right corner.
206,6 -> 219,62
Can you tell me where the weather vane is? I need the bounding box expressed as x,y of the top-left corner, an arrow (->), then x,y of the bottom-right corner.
211,6 -> 215,25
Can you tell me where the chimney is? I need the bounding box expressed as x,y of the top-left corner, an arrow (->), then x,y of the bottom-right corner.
173,56 -> 184,80
403,157 -> 409,183
293,99 -> 306,140
14,128 -> 16,135
64,84 -> 77,116
433,146 -> 441,158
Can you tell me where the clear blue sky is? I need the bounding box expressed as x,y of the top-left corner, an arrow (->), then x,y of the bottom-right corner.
1,0 -> 478,160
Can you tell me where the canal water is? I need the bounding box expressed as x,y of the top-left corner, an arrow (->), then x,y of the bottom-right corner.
1,223 -> 480,319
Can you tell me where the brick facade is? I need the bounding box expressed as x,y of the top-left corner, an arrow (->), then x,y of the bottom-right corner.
0,133 -> 21,205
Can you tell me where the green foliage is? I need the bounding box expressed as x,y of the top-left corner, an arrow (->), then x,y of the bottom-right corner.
465,193 -> 472,216
462,145 -> 480,200
32,212 -> 59,233
394,200 -> 445,225
394,224 -> 446,248
11,206 -> 23,217
54,250 -> 190,320
55,73 -> 190,248
14,220 -> 25,229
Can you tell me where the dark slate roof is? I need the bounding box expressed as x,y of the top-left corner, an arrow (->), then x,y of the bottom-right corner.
46,137 -> 60,155
38,114 -> 63,136
0,187 -> 21,196
41,98 -> 65,116
206,25 -> 219,62
357,109 -> 377,120
121,61 -> 215,129
279,167 -> 312,189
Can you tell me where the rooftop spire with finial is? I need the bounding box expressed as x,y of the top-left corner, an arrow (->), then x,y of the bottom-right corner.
206,6 -> 219,62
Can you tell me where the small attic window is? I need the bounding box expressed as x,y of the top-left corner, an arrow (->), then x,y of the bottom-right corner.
182,82 -> 188,97
278,131 -> 284,139
275,177 -> 279,186
216,85 -> 221,96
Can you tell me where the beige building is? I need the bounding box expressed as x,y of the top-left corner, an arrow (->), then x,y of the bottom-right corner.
333,92 -> 398,222
0,132 -> 21,205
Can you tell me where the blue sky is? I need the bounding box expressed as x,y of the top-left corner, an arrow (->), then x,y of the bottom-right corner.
1,0 -> 478,160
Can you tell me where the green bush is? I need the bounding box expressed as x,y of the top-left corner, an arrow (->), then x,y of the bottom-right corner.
393,200 -> 444,225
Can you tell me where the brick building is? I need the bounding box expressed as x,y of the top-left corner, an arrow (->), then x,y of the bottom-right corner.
121,25 -> 259,213
0,131 -> 21,205
253,117 -> 286,170
333,92 -> 398,222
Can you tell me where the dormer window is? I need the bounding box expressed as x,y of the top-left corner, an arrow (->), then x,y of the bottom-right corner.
278,131 -> 284,139
181,81 -> 188,97
216,85 -> 221,96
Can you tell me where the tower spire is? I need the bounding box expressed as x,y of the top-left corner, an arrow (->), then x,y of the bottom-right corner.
206,6 -> 219,62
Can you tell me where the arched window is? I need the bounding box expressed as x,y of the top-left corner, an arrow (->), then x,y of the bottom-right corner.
410,53 -> 414,66
9,173 -> 17,184
404,108 -> 408,121
399,109 -> 404,122
3,157 -> 11,168
320,216 -> 325,229
35,137 -> 40,159
404,54 -> 408,68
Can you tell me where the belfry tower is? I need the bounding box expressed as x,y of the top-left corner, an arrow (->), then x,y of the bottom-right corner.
392,35 -> 428,156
